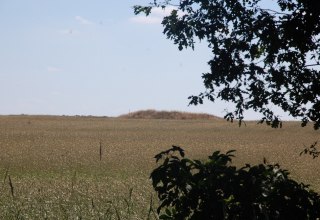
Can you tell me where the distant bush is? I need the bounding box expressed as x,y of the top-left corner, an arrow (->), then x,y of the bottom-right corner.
151,146 -> 320,219
119,110 -> 220,120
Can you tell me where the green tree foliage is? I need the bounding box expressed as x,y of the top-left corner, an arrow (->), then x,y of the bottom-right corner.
134,0 -> 320,129
151,146 -> 320,219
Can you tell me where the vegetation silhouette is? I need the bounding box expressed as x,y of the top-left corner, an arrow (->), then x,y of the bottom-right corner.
134,0 -> 320,218
151,146 -> 320,219
134,0 -> 320,129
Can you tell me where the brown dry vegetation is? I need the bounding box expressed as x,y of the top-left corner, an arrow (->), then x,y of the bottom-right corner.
0,115 -> 319,218
118,109 -> 221,120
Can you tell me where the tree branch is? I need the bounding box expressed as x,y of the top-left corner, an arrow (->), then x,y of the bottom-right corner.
259,8 -> 290,15
304,63 -> 320,67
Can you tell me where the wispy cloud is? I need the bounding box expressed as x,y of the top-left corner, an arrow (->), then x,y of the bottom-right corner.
75,16 -> 94,25
58,29 -> 79,35
129,16 -> 162,25
130,6 -> 185,25
47,66 -> 62,73
152,6 -> 185,17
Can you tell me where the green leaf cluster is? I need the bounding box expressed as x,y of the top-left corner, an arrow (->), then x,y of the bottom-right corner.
151,146 -> 320,219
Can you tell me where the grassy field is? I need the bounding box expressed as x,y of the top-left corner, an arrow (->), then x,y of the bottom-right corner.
0,115 -> 319,219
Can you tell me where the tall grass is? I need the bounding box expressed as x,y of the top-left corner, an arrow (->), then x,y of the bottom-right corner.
0,171 -> 158,219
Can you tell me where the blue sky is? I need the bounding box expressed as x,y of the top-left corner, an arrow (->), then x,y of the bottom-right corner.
0,0 -> 290,119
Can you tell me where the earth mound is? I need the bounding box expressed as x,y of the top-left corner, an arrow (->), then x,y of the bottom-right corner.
118,110 -> 221,120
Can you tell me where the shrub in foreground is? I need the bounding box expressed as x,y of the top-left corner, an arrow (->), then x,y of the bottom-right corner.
151,146 -> 320,219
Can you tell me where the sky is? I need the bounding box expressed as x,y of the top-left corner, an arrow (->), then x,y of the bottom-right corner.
0,0 -> 292,119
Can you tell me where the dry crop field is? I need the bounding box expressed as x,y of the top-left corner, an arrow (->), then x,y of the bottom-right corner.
0,114 -> 319,219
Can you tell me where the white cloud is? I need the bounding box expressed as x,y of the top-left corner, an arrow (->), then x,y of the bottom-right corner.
51,91 -> 61,96
129,16 -> 162,24
58,29 -> 80,35
47,66 -> 62,73
130,6 -> 186,25
152,6 -> 185,17
75,16 -> 94,25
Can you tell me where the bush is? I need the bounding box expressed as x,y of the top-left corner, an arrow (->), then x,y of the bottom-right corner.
151,146 -> 320,219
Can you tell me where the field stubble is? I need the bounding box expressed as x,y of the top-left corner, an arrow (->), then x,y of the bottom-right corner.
0,115 -> 319,219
